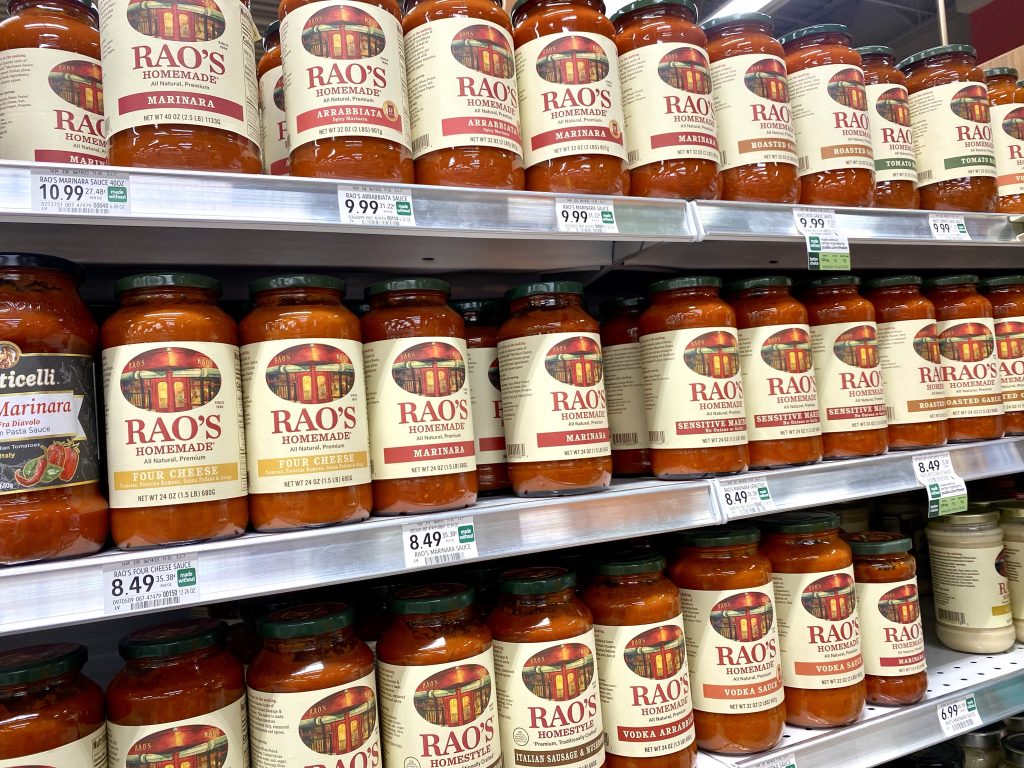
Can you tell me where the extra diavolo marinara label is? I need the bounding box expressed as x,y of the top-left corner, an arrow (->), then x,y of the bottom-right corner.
992,102 -> 1024,197
908,81 -> 997,187
855,578 -> 926,678
935,316 -> 1004,419
809,321 -> 888,434
0,727 -> 106,768
864,82 -> 917,185
996,315 -> 1024,412
875,318 -> 948,425
259,64 -> 289,174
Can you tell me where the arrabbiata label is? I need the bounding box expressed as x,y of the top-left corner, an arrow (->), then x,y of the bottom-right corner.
855,579 -> 926,678
259,64 -> 289,174
810,321 -> 888,434
909,81 -> 997,187
864,82 -> 917,185
935,316 -> 1003,419
875,319 -> 948,425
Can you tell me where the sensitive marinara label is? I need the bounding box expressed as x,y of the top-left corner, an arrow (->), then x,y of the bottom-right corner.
102,341 -> 247,508
593,618 -> 695,758
935,316 -> 1004,419
995,316 -> 1024,413
679,585 -> 784,714
240,338 -> 369,495
854,579 -> 926,678
864,82 -> 917,184
280,0 -> 410,153
0,49 -> 105,164
930,544 -> 1012,630
363,336 -> 476,480
992,102 -> 1024,197
492,632 -> 605,768
908,81 -> 997,187
467,346 -> 506,466
603,342 -> 649,452
498,332 -> 611,464
809,321 -> 888,434
0,727 -> 106,768
875,319 -> 948,425
259,64 -> 289,174
515,32 -> 626,169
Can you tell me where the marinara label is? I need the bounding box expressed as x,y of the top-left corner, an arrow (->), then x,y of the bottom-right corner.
737,324 -> 821,442
363,336 -> 476,480
248,671 -> 381,767
618,42 -> 718,170
497,331 -> 611,464
515,32 -> 627,169
875,319 -> 948,425
0,48 -> 105,165
259,64 -> 290,174
640,328 -> 746,450
593,617 -> 695,758
102,341 -> 247,509
0,727 -> 106,767
679,585 -> 784,715
492,632 -> 605,768
908,81 -> 997,187
405,17 -> 522,160
809,321 -> 887,434
98,0 -> 261,145
378,649 -> 500,768
603,342 -> 649,452
240,337 -> 369,495
930,544 -> 1012,629
995,315 -> 1024,413
1002,538 -> 1024,626
935,316 -> 1004,419
992,102 -> 1024,197
854,578 -> 926,678
707,53 -> 797,171
467,345 -> 506,466
280,0 -> 410,153
864,82 -> 917,184
772,568 -> 865,690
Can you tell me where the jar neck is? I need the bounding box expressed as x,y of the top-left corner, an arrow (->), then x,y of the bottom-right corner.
499,586 -> 576,609
651,286 -> 718,305
688,542 -> 759,559
590,571 -> 661,589
514,0 -> 604,25
0,670 -> 78,698
370,289 -> 448,309
509,293 -> 583,313
399,605 -> 475,631
704,19 -> 772,43
125,644 -> 221,670
989,74 -> 1018,88
264,32 -> 280,52
253,287 -> 343,308
784,32 -> 852,54
868,285 -> 919,299
766,529 -> 839,545
808,285 -> 859,300
620,4 -> 695,25
264,626 -> 354,654
862,53 -> 895,69
735,286 -> 791,301
119,286 -> 220,307
0,267 -> 79,293
604,306 -> 643,320
10,0 -> 95,21
906,52 -> 977,77
928,284 -> 978,299
987,284 -> 1024,296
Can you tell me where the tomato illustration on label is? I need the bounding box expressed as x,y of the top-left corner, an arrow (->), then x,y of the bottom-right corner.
14,440 -> 80,487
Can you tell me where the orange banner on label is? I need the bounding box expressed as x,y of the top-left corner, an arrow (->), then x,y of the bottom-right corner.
702,676 -> 782,699
821,143 -> 873,160
945,393 -> 1004,409
113,463 -> 239,490
907,396 -> 949,412
1003,390 -> 1024,403
257,452 -> 369,477
794,655 -> 863,676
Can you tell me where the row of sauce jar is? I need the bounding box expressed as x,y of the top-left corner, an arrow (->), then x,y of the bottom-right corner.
890,719 -> 1024,768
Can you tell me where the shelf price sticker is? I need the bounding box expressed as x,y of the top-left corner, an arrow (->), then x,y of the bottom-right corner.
912,450 -> 968,517
555,198 -> 618,234
794,207 -> 850,271
402,516 -> 478,569
747,752 -> 797,768
30,167 -> 130,216
937,694 -> 983,737
338,185 -> 416,227
929,214 -> 972,241
103,552 -> 200,615
713,475 -> 776,520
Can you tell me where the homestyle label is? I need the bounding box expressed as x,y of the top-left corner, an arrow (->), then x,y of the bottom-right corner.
854,578 -> 926,678
259,64 -> 289,174
908,81 -> 997,187
935,316 -> 1003,419
603,342 -> 649,453
0,728 -> 106,768
875,318 -> 948,425
863,82 -> 917,184
809,321 -> 888,434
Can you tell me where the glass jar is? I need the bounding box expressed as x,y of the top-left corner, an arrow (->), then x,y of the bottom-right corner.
498,282 -> 612,496
1004,734 -> 1024,768
361,278 -> 477,514
0,254 -> 108,564
984,67 -> 1024,214
259,21 -> 289,176
898,45 -> 998,212
600,297 -> 651,477
902,743 -> 965,768
830,500 -> 872,532
878,492 -> 931,593
511,0 -> 629,194
730,277 -> 823,469
101,273 -> 248,549
956,724 -> 1005,768
612,0 -> 720,200
998,501 -> 1024,642
758,512 -> 865,728
983,275 -> 1024,436
699,13 -> 799,203
355,579 -> 405,656
639,277 -> 748,478
1008,717 -> 1024,734
669,524 -> 785,755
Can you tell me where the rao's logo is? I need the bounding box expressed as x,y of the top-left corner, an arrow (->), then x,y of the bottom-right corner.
545,336 -> 603,386
833,325 -> 878,368
744,58 -> 788,102
801,573 -> 856,621
48,60 -> 103,114
299,687 -> 377,754
996,321 -> 1024,360
684,330 -> 739,378
623,625 -> 684,679
951,84 -> 991,123
522,643 -> 595,700
657,47 -> 710,94
265,343 -> 355,404
875,86 -> 910,126
392,342 -> 466,397
878,584 -> 920,624
827,67 -> 867,110
939,322 -> 994,362
709,591 -> 774,641
414,664 -> 492,726
536,35 -> 608,84
760,328 -> 812,373
451,24 -> 513,78
120,347 -> 220,413
127,0 -> 226,41
302,5 -> 385,59
128,725 -> 228,768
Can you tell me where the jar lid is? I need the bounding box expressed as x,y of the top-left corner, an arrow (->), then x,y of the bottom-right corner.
983,275 -> 1024,289
729,276 -> 792,291
390,583 -> 474,614
263,20 -> 279,41
1008,715 -> 1024,733
238,595 -> 304,623
499,566 -> 576,595
855,45 -> 895,58
676,522 -> 760,548
995,500 -> 1024,521
610,0 -> 697,23
985,66 -> 1019,79
600,296 -> 645,314
806,274 -> 860,288
365,277 -> 451,298
506,281 -> 585,301
114,272 -> 221,296
450,299 -> 503,314
901,741 -> 964,768
594,552 -> 666,576
758,512 -> 840,534
779,23 -> 851,47
843,531 -> 912,555
119,619 -> 225,660
700,11 -> 773,33
863,274 -> 922,289
924,274 -> 978,288
956,723 -> 1005,750
249,274 -> 346,296
1005,733 -> 1024,767
929,510 -> 1000,526
0,252 -> 84,281
0,643 -> 87,686
260,603 -> 353,639
897,44 -> 977,71
648,276 -> 722,294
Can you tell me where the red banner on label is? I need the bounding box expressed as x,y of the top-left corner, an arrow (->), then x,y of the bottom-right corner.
675,417 -> 746,435
383,440 -> 475,464
34,150 -> 105,165
998,172 -> 1024,187
118,92 -> 243,120
269,158 -> 289,176
479,436 -> 506,452
825,404 -> 887,420
531,125 -> 624,150
296,105 -> 403,133
753,409 -> 820,427
794,654 -> 863,675
702,675 -> 782,699
442,116 -> 521,143
879,651 -> 925,667
616,711 -> 694,742
650,131 -> 719,150
536,428 -> 610,447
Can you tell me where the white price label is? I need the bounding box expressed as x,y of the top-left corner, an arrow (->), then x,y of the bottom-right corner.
912,450 -> 968,517
31,168 -> 129,216
794,207 -> 850,271
402,516 -> 478,569
929,214 -> 972,241
555,198 -> 618,234
937,694 -> 983,737
747,752 -> 797,768
103,552 -> 200,615
713,475 -> 776,519
338,185 -> 416,227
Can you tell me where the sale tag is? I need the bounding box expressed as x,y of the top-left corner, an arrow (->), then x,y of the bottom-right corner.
794,207 -> 851,270
929,214 -> 971,241
713,475 -> 776,520
338,185 -> 416,227
555,198 -> 618,234
31,167 -> 129,216
402,516 -> 478,569
103,552 -> 200,615
747,752 -> 797,768
912,450 -> 968,517
937,694 -> 983,737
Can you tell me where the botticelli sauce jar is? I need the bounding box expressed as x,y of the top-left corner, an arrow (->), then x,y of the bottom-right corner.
240,275 -> 372,531
101,273 -> 248,549
600,297 -> 651,477
998,501 -> 1024,642
983,275 -> 1024,436
985,67 -> 1024,213
259,21 -> 289,176
699,13 -> 799,203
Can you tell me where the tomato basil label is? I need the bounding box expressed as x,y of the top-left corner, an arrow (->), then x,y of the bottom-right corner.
935,316 -> 1004,419
909,81 -> 997,187
855,578 -> 926,678
864,82 -> 917,184
875,319 -> 948,425
0,727 -> 106,767
259,64 -> 289,174
810,321 -> 888,434
996,315 -> 1024,413
603,342 -> 649,452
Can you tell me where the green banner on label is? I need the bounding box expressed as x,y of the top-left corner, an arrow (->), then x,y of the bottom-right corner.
944,154 -> 996,170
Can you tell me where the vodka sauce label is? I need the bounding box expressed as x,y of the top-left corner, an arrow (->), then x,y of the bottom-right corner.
492,632 -> 605,768
640,328 -> 746,449
280,0 -> 410,152
996,315 -> 1024,412
0,48 -> 105,164
363,336 -> 476,480
593,618 -> 695,758
935,316 -> 1004,419
259,64 -> 289,174
854,579 -> 926,678
102,341 -> 247,508
497,332 -> 611,463
992,102 -> 1024,197
864,82 -> 917,184
241,337 -> 370,494
930,544 -> 1012,629
809,321 -> 888,434
603,342 -> 649,452
515,32 -> 626,168
875,319 -> 948,424
467,345 -> 507,466
707,53 -> 797,171
405,17 -> 521,159
909,81 -> 997,187
0,727 -> 106,768
618,42 -> 719,169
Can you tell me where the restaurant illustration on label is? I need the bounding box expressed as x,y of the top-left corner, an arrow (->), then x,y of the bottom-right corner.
939,322 -> 995,362
393,341 -> 466,397
523,642 -> 595,700
877,583 -> 921,625
302,4 -> 385,58
658,47 -> 710,92
711,592 -> 774,642
127,724 -> 229,768
266,343 -> 355,404
414,664 -> 492,726
623,625 -> 685,679
745,58 -> 789,102
996,319 -> 1024,410
827,68 -> 869,111
914,324 -> 942,363
300,686 -> 377,754
832,325 -> 879,368
120,347 -> 220,412
802,572 -> 857,621
876,87 -> 911,126
951,84 -> 991,123
685,330 -> 739,378
761,327 -> 813,372
546,336 -> 603,387
126,0 -> 226,39
452,24 -> 513,77
49,60 -> 103,114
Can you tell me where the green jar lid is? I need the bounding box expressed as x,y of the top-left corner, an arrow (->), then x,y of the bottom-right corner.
0,252 -> 83,280
843,531 -> 912,555
499,566 -> 576,595
806,274 -> 860,289
119,619 -> 225,660
700,11 -> 773,33
114,272 -> 221,296
863,274 -> 922,289
780,24 -> 851,47
758,511 -> 840,534
897,44 -> 977,72
648,276 -> 721,294
390,583 -> 474,615
929,510 -> 1000,527
365,277 -> 451,298
0,643 -> 87,687
901,742 -> 965,768
263,20 -> 279,42
676,523 -> 760,548
506,281 -> 585,301
600,296 -> 645,315
985,67 -> 1018,79
249,274 -> 346,297
924,274 -> 978,288
260,603 -> 353,639
996,500 -> 1024,522
729,276 -> 792,291
855,45 -> 895,58
451,299 -> 503,315
595,553 -> 666,576
1019,80 -> 1024,88
611,0 -> 697,24
982,275 -> 1024,289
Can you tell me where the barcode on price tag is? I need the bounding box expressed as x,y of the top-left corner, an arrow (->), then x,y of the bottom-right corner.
713,475 -> 776,519
31,167 -> 130,216
929,214 -> 971,241
794,207 -> 851,270
338,185 -> 416,227
402,516 -> 478,569
747,751 -> 797,768
937,695 -> 983,736
912,450 -> 968,517
555,198 -> 618,234
103,552 -> 200,615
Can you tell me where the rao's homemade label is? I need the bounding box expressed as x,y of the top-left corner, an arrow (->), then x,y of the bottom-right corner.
992,102 -> 1024,197
996,316 -> 1024,413
260,64 -> 289,174
876,319 -> 948,425
0,728 -> 106,768
788,64 -> 873,177
854,579 -> 926,678
909,81 -> 997,187
936,316 -> 1004,419
467,346 -> 506,466
603,342 -> 649,453
930,544 -> 1012,629
102,342 -> 247,508
864,82 -> 917,184
810,321 -> 887,434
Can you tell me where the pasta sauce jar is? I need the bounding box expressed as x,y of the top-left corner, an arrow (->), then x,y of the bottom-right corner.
600,297 -> 651,476
259,21 -> 289,175
983,276 -> 1024,435
985,67 -> 1024,213
102,273 -> 248,549
511,0 -> 629,194
700,13 -> 799,203
612,0 -> 720,200
780,25 -> 874,207
240,275 -> 372,531
638,277 -> 748,479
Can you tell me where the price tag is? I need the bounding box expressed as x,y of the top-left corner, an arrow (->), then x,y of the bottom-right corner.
30,167 -> 129,216
713,475 -> 776,519
794,207 -> 851,270
338,185 -> 416,227
103,552 -> 200,615
929,214 -> 972,241
937,694 -> 983,737
402,516 -> 478,569
555,198 -> 618,234
747,752 -> 797,768
912,450 -> 968,517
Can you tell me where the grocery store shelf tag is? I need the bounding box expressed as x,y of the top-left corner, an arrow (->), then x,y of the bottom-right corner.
793,207 -> 850,271
912,450 -> 968,517
929,214 -> 971,241
746,751 -> 797,768
31,167 -> 130,216
402,516 -> 478,569
103,552 -> 200,615
713,475 -> 776,520
555,198 -> 618,234
937,694 -> 983,737
338,186 -> 416,227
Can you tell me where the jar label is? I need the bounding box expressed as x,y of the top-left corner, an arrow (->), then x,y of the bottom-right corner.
930,543 -> 1012,630
363,336 -> 476,480
98,0 -> 261,145
604,342 -> 649,452
772,568 -> 865,690
618,42 -> 719,170
248,671 -> 381,767
0,726 -> 106,768
108,697 -> 248,768
467,345 -> 506,466
405,17 -> 522,160
863,82 -> 917,184
280,0 -> 410,153
515,31 -> 627,169
639,328 -> 747,450
593,617 -> 695,758
1002,538 -> 1024,624
679,584 -> 784,714
378,649 -> 500,768
875,318 -> 948,425
102,341 -> 247,508
492,631 -> 605,768
737,324 -> 822,443
908,81 -> 997,187
995,315 -> 1024,413
260,64 -> 290,174
497,331 -> 611,464
935,316 -> 1004,419
707,53 -> 797,172
854,578 -> 926,678
0,48 -> 105,165
240,337 -> 370,495
992,102 -> 1024,197
809,320 -> 888,434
